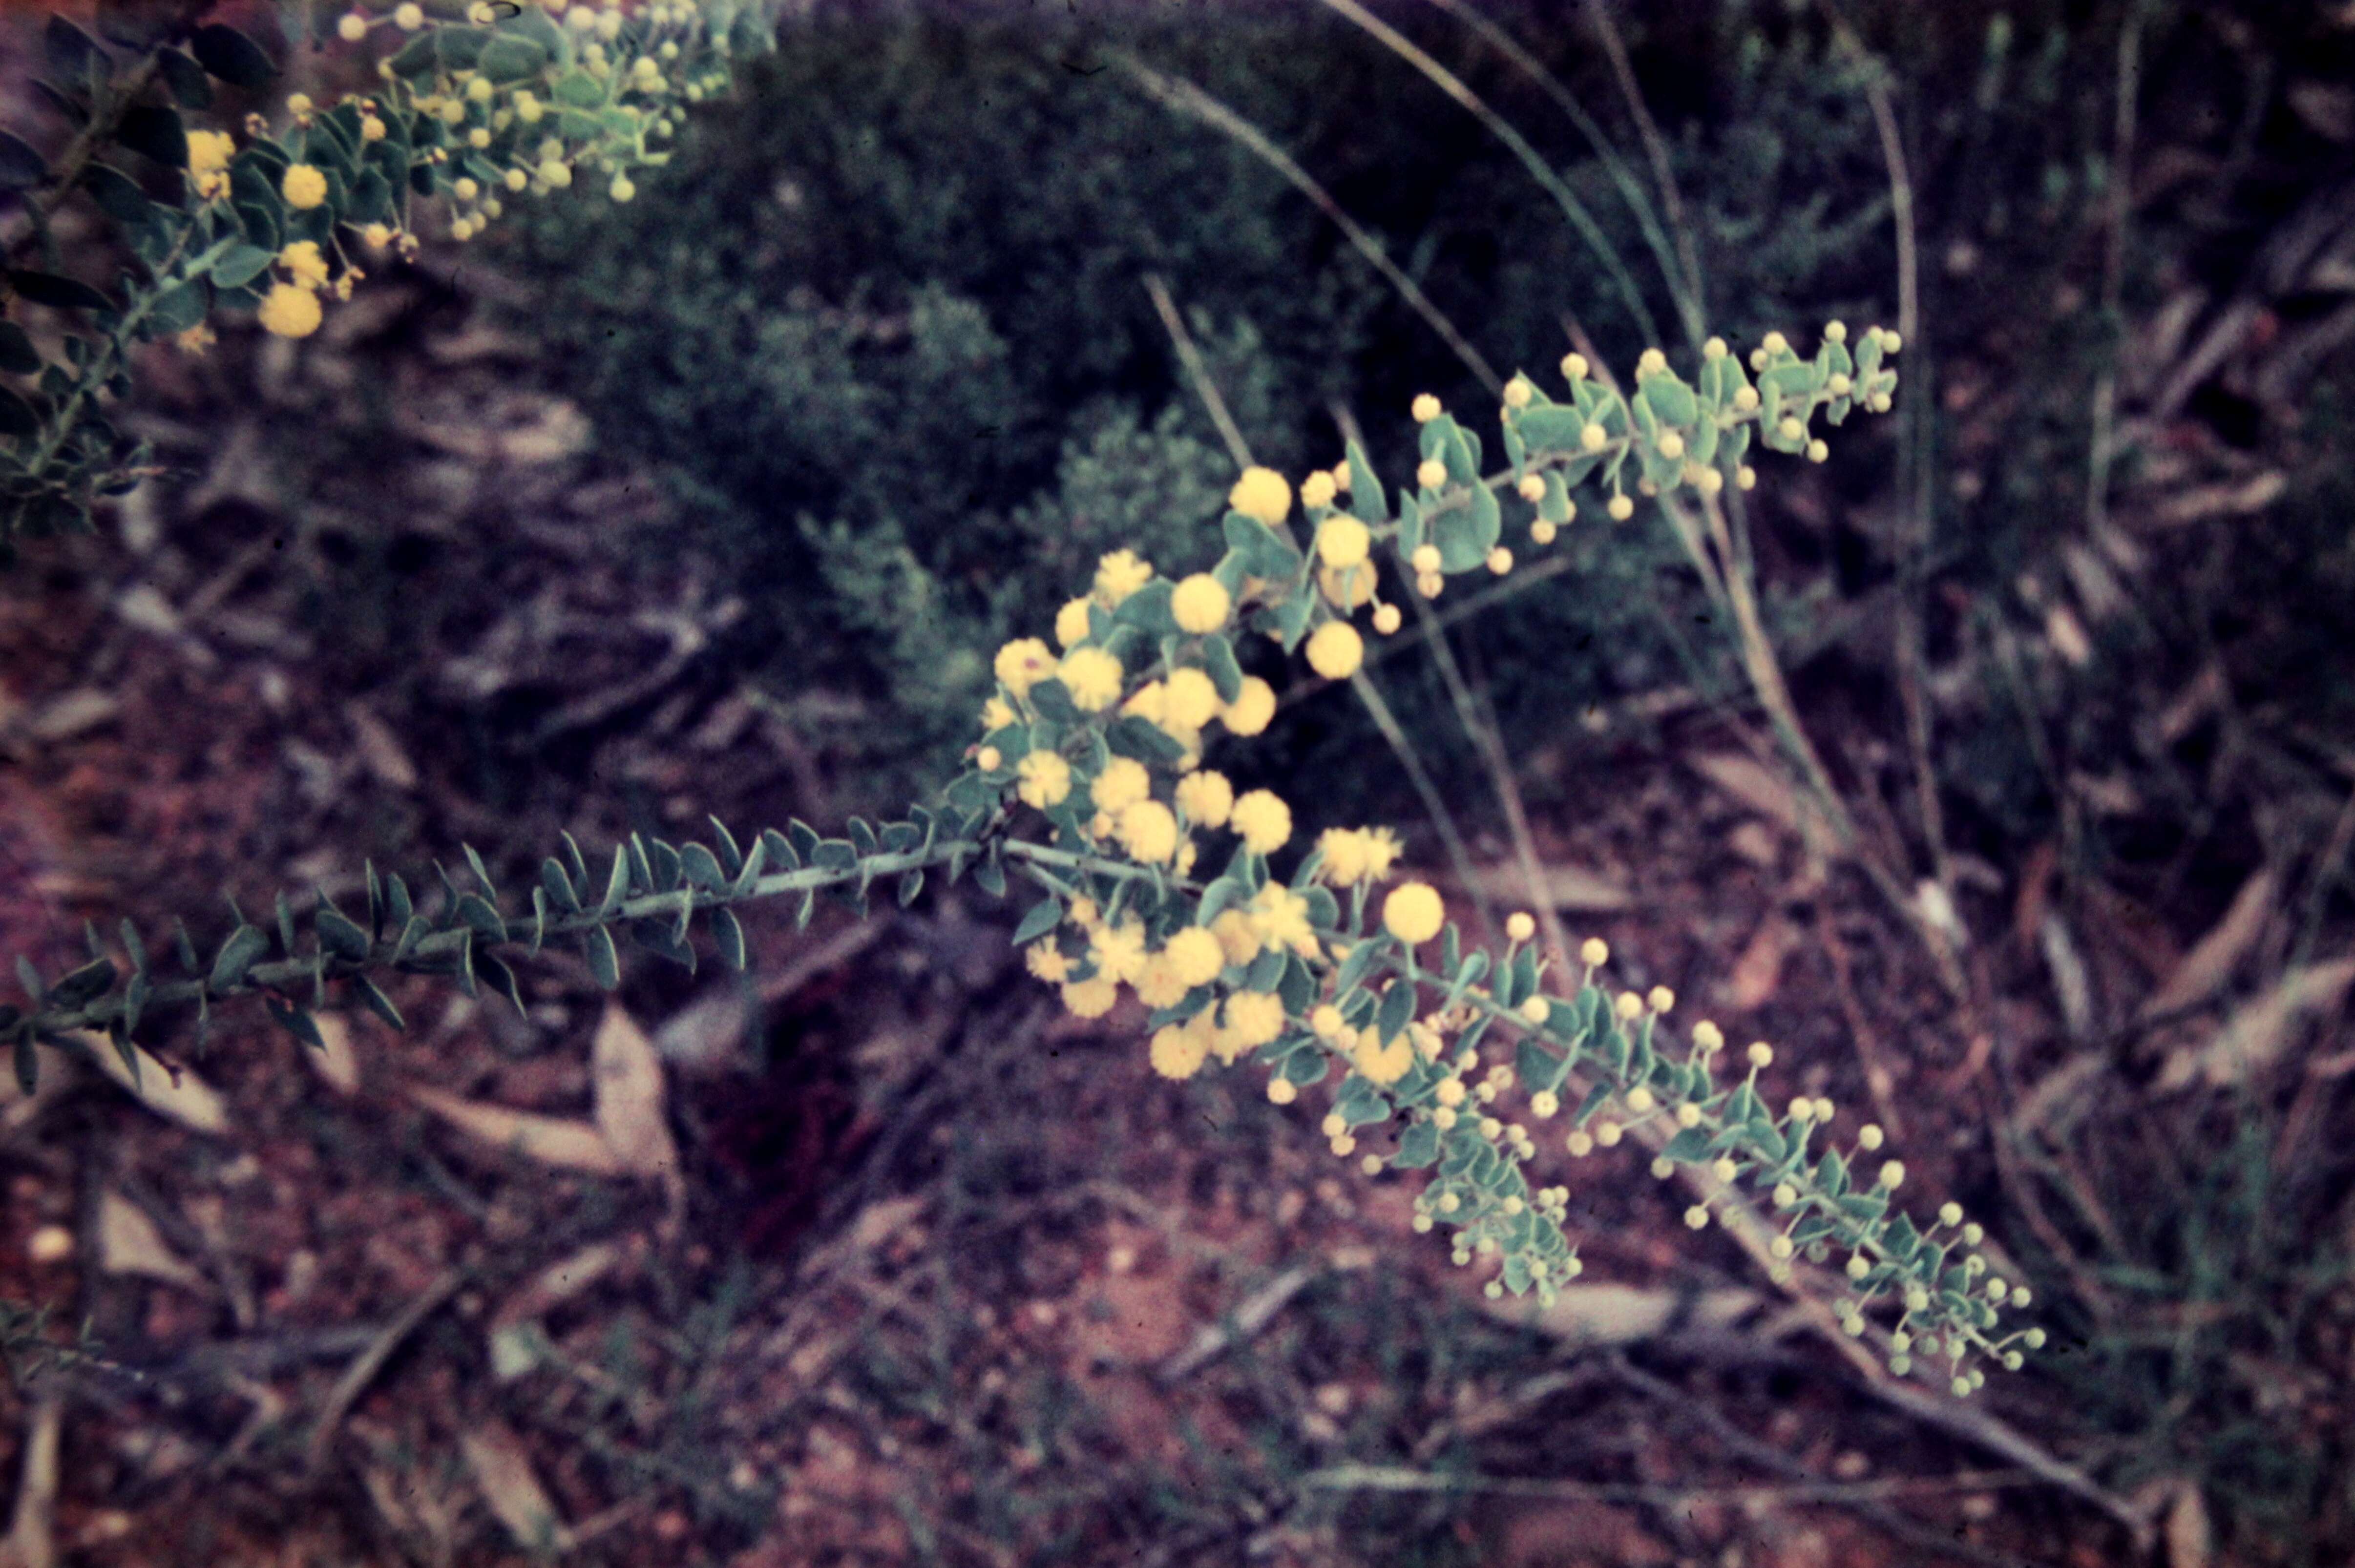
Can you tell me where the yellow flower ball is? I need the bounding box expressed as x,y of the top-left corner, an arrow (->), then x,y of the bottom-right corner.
1411,393 -> 1441,422
1085,758 -> 1147,815
1175,770 -> 1234,828
1095,548 -> 1153,605
1223,990 -> 1286,1048
981,695 -> 1016,731
1354,1033 -> 1415,1086
994,637 -> 1055,696
277,240 -> 330,291
1054,597 -> 1093,648
281,164 -> 329,210
1149,1022 -> 1209,1080
1579,937 -> 1609,967
1304,621 -> 1364,681
1221,676 -> 1277,737
1315,827 -> 1370,886
1228,465 -> 1292,527
1607,494 -> 1635,521
1170,572 -> 1231,634
338,11 -> 369,40
1359,827 -> 1403,881
1164,668 -> 1221,730
187,129 -> 235,175
1210,908 -> 1262,967
1382,882 -> 1445,945
1300,469 -> 1337,509
1059,646 -> 1125,711
1025,941 -> 1070,985
1505,911 -> 1536,942
1371,603 -> 1402,635
1415,459 -> 1448,492
1165,927 -> 1226,988
1316,515 -> 1370,569
1060,978 -> 1119,1019
1121,680 -> 1167,726
1132,952 -> 1190,1008
256,282 -> 323,339
1015,751 -> 1072,809
1118,800 -> 1180,864
1090,920 -> 1148,984
1230,790 -> 1291,855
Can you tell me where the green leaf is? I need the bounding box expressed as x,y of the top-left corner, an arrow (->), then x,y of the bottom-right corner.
1376,979 -> 1413,1045
45,17 -> 105,84
147,280 -> 206,337
1393,1118 -> 1440,1168
192,22 -> 277,88
116,104 -> 187,169
1105,715 -> 1185,766
0,386 -> 37,439
1345,439 -> 1388,523
154,46 -> 213,109
553,68 -> 607,108
0,321 -> 40,375
316,907 -> 371,963
264,998 -> 325,1050
1639,373 -> 1698,428
1200,633 -> 1243,704
478,34 -> 549,83
480,952 -> 527,1014
388,32 -> 439,78
208,924 -> 270,992
13,1036 -> 36,1097
713,907 -> 747,970
678,842 -> 727,892
1012,898 -> 1063,946
1514,1036 -> 1569,1095
354,974 -> 405,1032
540,857 -> 582,914
434,24 -> 494,70
10,271 -> 111,311
0,132 -> 49,191
455,894 -> 505,943
897,868 -> 925,908
48,959 -> 116,1010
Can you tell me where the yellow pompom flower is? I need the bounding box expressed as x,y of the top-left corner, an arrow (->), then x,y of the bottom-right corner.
1118,800 -> 1179,864
1090,756 -> 1151,813
1210,908 -> 1262,967
1164,668 -> 1221,731
994,637 -> 1056,696
1316,515 -> 1370,569
257,282 -> 323,339
981,696 -> 1016,732
1230,790 -> 1291,855
1170,573 -> 1231,635
1149,1022 -> 1209,1080
1222,676 -> 1277,736
1223,990 -> 1286,1048
1415,459 -> 1448,491
1054,597 -> 1094,648
1061,978 -> 1119,1019
1132,951 -> 1190,1008
1025,941 -> 1072,983
1315,827 -> 1370,886
1359,827 -> 1404,882
1228,465 -> 1292,527
187,129 -> 235,175
1059,646 -> 1124,711
1015,751 -> 1072,809
278,240 -> 330,291
1095,549 -> 1153,605
1164,926 -> 1226,988
1175,769 -> 1234,828
1090,920 -> 1148,985
1383,882 -> 1446,944
1411,393 -> 1441,422
1354,1032 -> 1415,1086
1247,884 -> 1319,957
1300,469 -> 1337,509
281,164 -> 329,209
1305,621 -> 1364,681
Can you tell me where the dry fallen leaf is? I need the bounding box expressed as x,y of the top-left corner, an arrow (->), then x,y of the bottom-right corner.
80,1032 -> 231,1136
407,1086 -> 627,1175
345,703 -> 419,793
2165,1477 -> 2213,1568
591,1003 -> 677,1180
460,1420 -> 569,1553
489,1241 -> 628,1333
1726,913 -> 1802,1012
97,1192 -> 207,1292
2158,959 -> 2355,1091
1459,861 -> 1630,912
2141,868 -> 2277,1022
1487,1283 -> 1761,1348
1687,753 -> 1840,857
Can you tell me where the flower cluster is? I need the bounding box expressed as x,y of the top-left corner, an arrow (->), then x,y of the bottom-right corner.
948,340 -> 2037,1394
